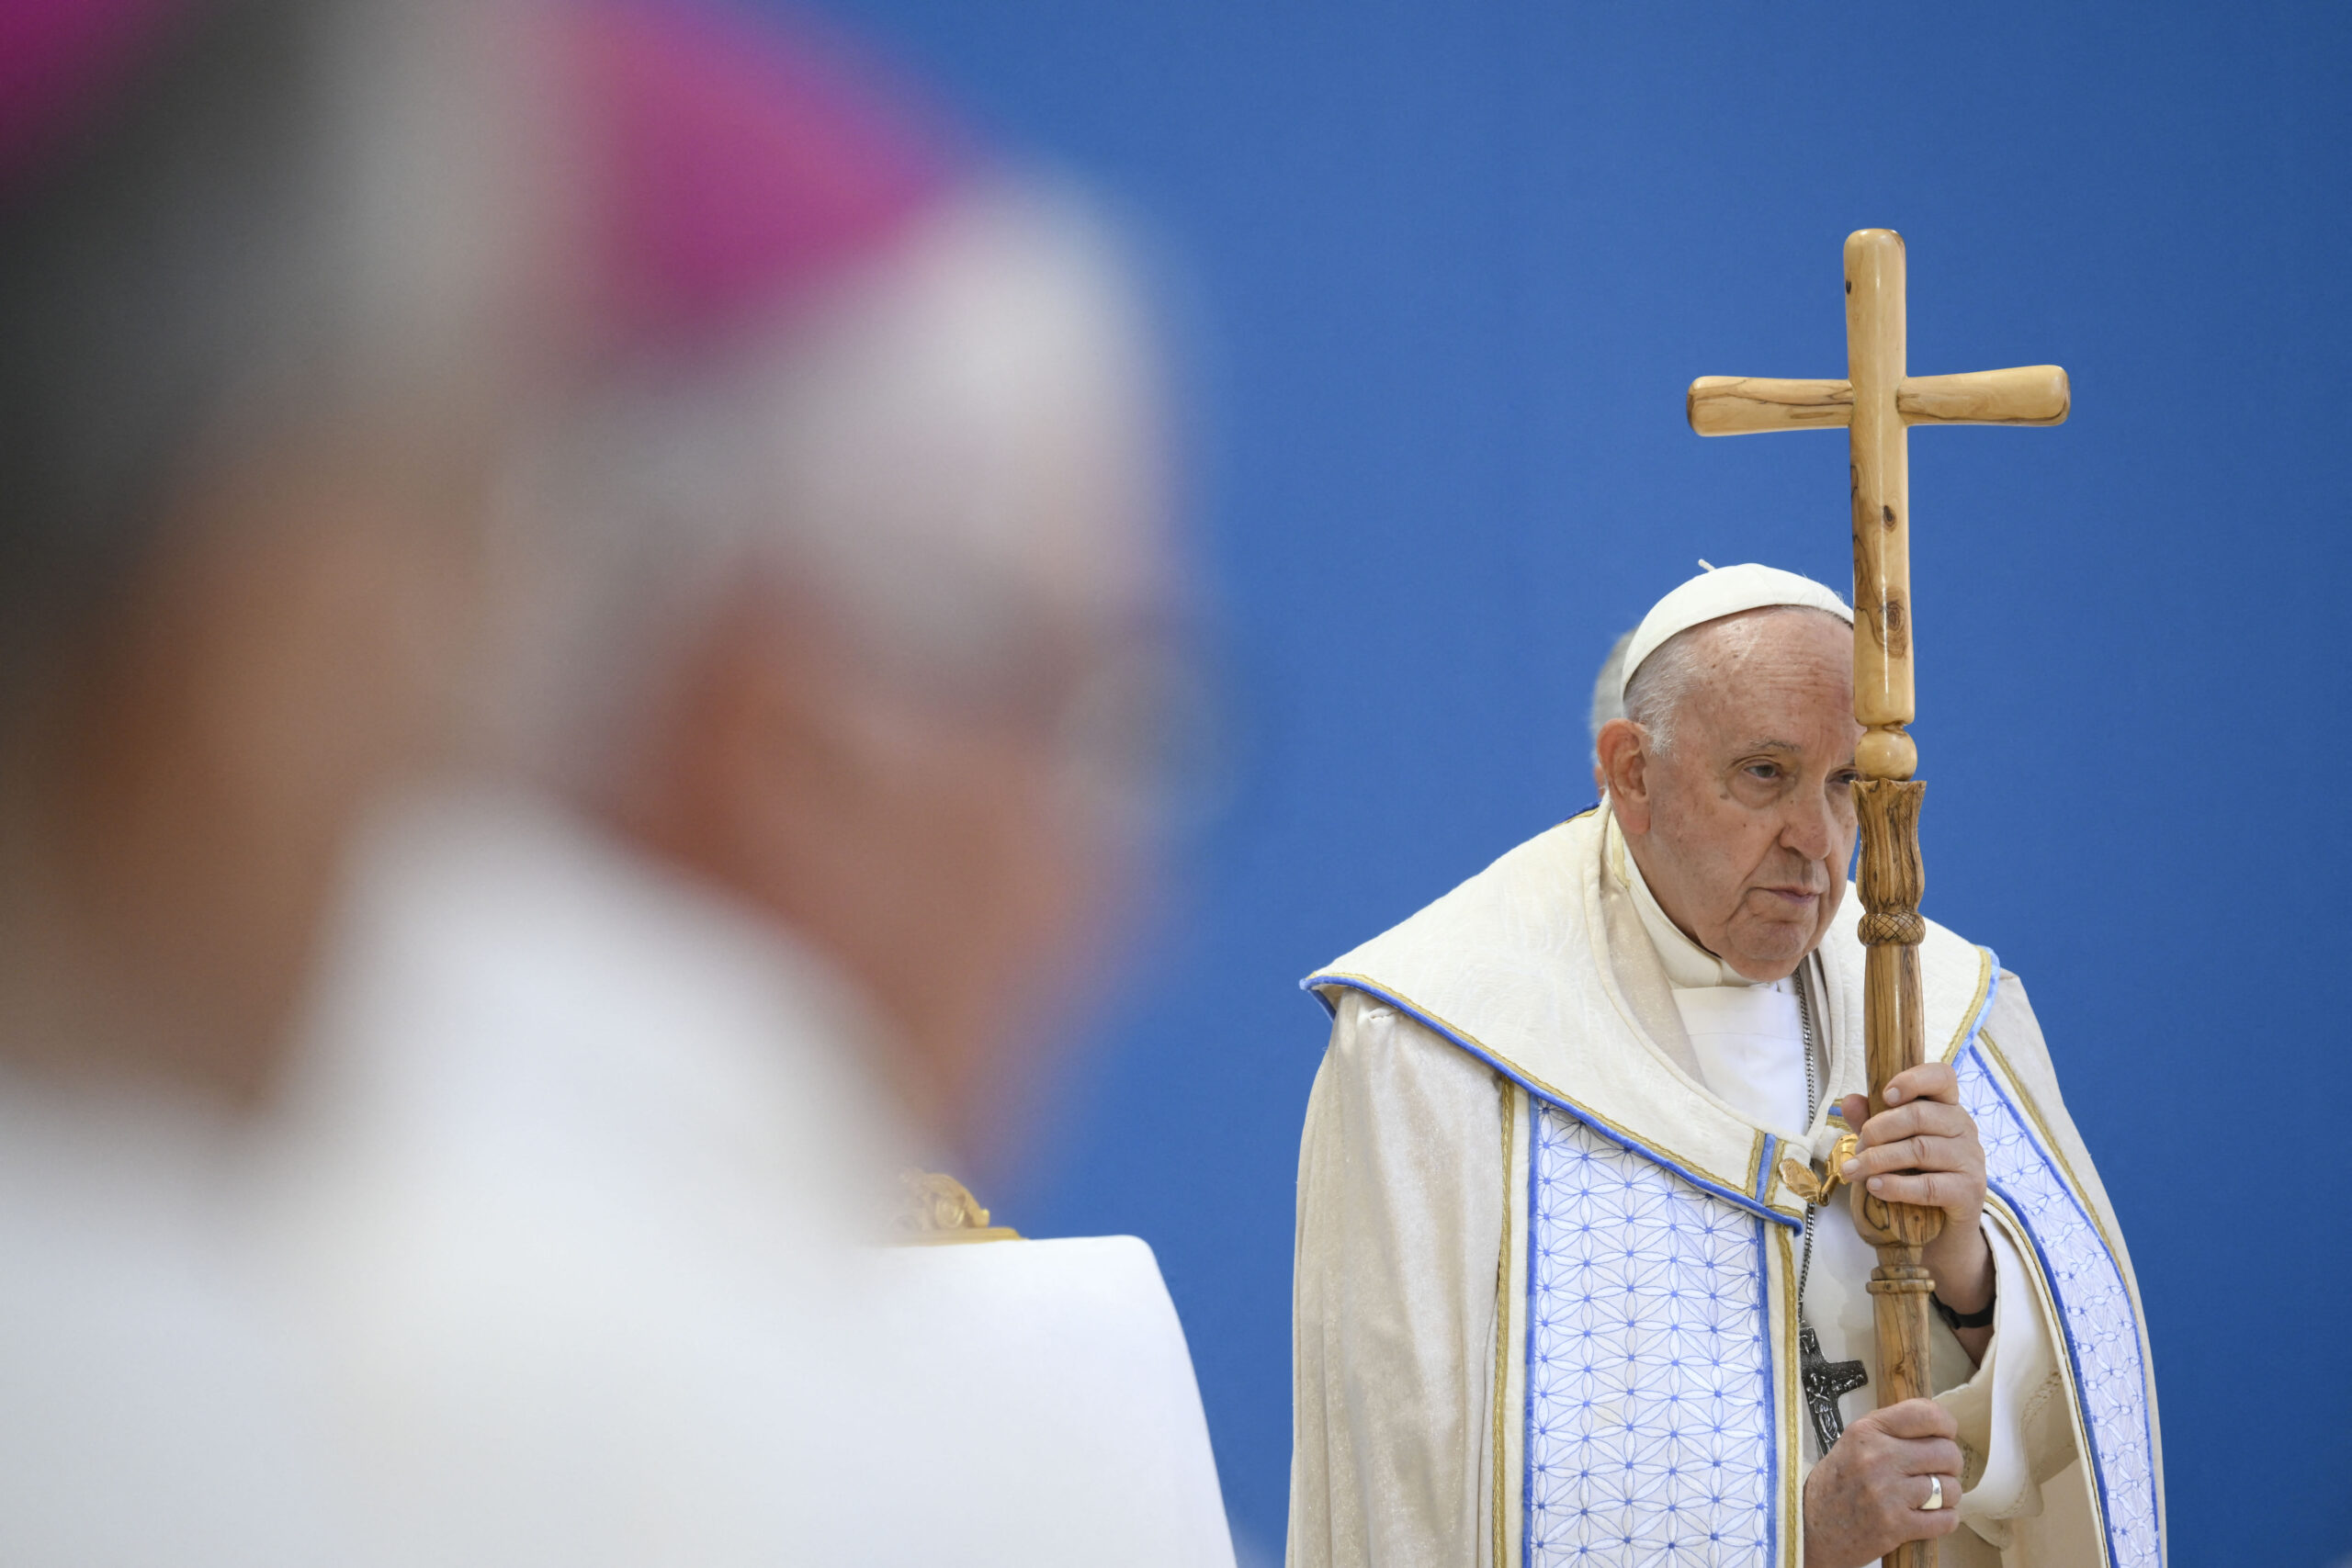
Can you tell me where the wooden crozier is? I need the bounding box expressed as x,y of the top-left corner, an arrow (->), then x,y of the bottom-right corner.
1688,230 -> 2068,1568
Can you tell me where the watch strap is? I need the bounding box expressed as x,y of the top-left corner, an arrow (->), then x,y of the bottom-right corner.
1931,1292 -> 1996,1331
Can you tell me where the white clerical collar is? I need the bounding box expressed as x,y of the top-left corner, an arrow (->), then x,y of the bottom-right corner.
1607,808 -> 1776,991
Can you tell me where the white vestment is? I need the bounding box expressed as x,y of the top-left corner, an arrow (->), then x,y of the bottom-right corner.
0,1070 -> 350,1565
1289,807 -> 2163,1568
263,787 -> 1235,1566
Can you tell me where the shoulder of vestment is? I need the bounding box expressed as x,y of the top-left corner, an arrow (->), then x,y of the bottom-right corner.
1303,809 -> 1997,1224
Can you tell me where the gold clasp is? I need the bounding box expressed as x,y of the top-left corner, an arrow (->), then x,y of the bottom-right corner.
892,1169 -> 1022,1245
1778,1129 -> 1860,1206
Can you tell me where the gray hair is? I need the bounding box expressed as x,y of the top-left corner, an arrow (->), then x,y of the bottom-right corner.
0,0 -> 526,687
1621,604 -> 1847,757
1587,627 -> 1635,768
1620,625 -> 1703,757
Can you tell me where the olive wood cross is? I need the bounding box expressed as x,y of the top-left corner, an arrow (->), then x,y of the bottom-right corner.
1687,230 -> 2070,1568
1687,229 -> 2065,782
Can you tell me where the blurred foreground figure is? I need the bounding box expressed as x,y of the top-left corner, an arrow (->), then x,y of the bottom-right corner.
0,0 -> 548,1560
269,4 -> 1228,1562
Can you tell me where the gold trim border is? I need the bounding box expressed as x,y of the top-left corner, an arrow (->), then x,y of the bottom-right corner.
1491,1082 -> 1517,1568
1973,1028 -> 2123,1269
1773,1224 -> 1801,1566
1935,945 -> 1998,1065
1306,970 -> 1802,1223
1983,1189 -> 2116,1568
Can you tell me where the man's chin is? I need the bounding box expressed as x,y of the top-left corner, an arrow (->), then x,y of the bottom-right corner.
1721,925 -> 1819,981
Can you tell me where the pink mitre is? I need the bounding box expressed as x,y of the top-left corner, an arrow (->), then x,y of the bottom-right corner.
568,0 -> 974,348
0,0 -> 189,193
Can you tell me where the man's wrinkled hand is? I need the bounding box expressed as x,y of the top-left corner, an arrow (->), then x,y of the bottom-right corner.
1838,1063 -> 1993,1317
1803,1398 -> 1962,1568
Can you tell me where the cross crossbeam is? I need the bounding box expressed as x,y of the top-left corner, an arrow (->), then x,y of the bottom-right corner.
1688,363 -> 2068,435
1687,229 -> 2068,782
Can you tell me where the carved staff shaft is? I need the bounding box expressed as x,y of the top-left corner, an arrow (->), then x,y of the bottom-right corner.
1853,782 -> 1937,1568
1843,227 -> 1940,1568
1851,865 -> 1937,1568
1687,227 -> 2071,1568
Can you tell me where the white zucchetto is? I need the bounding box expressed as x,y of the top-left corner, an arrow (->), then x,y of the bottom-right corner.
1617,562 -> 1854,701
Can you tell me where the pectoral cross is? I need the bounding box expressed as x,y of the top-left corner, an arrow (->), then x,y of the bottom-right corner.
1800,1323 -> 1869,1456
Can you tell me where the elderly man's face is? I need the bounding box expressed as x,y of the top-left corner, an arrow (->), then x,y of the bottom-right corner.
1601,608 -> 1862,982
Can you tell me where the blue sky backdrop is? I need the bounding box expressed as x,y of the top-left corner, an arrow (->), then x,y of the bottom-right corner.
796,3 -> 2350,1559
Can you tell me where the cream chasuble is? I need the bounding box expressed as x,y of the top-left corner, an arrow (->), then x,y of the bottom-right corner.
1290,807 -> 2163,1568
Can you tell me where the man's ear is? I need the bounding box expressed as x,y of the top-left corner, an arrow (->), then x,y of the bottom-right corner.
1596,716 -> 1653,834
616,585 -> 812,889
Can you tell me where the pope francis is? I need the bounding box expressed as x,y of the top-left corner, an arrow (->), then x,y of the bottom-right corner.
1290,566 -> 2162,1568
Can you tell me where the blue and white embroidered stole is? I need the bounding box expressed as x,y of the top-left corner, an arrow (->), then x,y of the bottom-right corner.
1523,1103 -> 1780,1564
1959,1041 -> 2161,1568
1517,1043 -> 2162,1568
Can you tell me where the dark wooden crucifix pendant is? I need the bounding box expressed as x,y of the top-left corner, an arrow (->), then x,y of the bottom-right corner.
1800,1323 -> 1869,1455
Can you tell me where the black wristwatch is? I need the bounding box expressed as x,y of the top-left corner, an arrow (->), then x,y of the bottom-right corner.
1932,1291 -> 1996,1331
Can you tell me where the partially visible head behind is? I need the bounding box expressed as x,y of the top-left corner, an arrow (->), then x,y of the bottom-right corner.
1587,626 -> 1634,797
1596,565 -> 1860,982
0,0 -> 554,1100
511,1 -> 1176,1159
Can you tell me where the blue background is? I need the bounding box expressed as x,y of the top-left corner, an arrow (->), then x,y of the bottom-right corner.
800,3 -> 2350,1561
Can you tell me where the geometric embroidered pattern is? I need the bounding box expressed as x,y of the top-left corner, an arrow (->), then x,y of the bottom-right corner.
1525,1103 -> 1776,1567
1959,1044 -> 2161,1568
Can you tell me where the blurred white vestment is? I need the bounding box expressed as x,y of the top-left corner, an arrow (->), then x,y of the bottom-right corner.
267,789 -> 1238,1566
266,789 -> 913,1564
877,1235 -> 1238,1568
0,1071 -> 347,1566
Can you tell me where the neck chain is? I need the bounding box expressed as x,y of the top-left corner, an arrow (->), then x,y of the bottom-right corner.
1796,964 -> 1821,1308
1793,961 -> 1871,1456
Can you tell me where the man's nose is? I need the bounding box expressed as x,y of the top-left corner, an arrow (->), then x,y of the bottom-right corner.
1779,793 -> 1837,866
